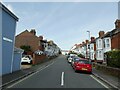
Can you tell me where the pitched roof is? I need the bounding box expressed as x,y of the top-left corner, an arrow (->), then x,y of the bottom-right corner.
0,2 -> 19,21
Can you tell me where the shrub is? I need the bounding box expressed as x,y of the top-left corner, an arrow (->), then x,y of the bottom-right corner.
105,50 -> 120,68
20,45 -> 32,52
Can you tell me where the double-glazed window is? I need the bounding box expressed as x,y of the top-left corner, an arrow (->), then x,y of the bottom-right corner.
97,50 -> 102,58
106,39 -> 110,48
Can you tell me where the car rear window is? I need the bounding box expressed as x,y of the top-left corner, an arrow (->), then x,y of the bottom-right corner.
78,60 -> 91,64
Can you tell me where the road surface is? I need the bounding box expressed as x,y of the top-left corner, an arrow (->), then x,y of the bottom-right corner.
7,55 -> 109,89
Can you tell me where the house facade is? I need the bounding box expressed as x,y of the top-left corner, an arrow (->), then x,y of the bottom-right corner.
15,30 -> 60,58
95,31 -> 105,63
69,19 -> 120,64
111,19 -> 120,50
89,37 -> 96,61
15,29 -> 41,53
0,3 -> 23,75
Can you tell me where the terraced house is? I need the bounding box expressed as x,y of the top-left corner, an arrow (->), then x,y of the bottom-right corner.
70,19 -> 120,64
15,30 -> 61,61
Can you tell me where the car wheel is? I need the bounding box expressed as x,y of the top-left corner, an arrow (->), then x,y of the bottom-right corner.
74,67 -> 78,73
30,60 -> 32,64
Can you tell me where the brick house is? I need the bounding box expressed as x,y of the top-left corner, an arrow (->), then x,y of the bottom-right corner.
111,19 -> 120,50
15,30 -> 60,64
95,19 -> 120,63
15,29 -> 44,55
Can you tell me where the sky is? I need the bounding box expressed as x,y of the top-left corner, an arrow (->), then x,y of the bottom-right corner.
3,1 -> 118,50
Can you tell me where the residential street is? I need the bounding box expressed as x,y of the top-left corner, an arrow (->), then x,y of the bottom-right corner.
7,55 -> 109,89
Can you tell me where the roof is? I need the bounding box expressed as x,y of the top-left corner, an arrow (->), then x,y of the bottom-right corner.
14,47 -> 24,53
101,28 -> 120,38
0,2 -> 19,21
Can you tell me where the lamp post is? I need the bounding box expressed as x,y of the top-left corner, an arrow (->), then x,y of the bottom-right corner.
87,31 -> 90,61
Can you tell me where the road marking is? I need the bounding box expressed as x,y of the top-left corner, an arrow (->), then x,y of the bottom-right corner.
61,72 -> 64,86
90,75 -> 109,89
7,61 -> 55,88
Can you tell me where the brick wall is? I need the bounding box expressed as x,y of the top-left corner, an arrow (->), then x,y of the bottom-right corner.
32,54 -> 47,65
94,63 -> 120,78
15,30 -> 40,52
111,32 -> 120,50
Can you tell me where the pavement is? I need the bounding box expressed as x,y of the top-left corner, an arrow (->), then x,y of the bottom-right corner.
1,57 -> 56,89
0,55 -> 120,89
92,68 -> 120,89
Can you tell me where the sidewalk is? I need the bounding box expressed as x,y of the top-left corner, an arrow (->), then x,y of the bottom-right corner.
92,68 -> 120,89
1,58 -> 55,88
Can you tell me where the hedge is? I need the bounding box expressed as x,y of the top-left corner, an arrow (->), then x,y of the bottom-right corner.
105,50 -> 120,68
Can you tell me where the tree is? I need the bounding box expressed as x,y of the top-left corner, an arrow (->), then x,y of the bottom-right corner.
20,45 -> 32,52
77,53 -> 85,58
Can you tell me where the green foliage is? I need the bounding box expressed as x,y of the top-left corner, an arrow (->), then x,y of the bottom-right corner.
77,53 -> 85,58
68,51 -> 85,58
20,45 -> 32,52
68,51 -> 77,55
105,50 -> 120,68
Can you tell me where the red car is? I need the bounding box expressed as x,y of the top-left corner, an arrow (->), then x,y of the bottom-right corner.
73,59 -> 92,73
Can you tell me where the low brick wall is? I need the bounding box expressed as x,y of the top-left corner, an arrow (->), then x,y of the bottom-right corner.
94,63 -> 120,78
32,54 -> 48,65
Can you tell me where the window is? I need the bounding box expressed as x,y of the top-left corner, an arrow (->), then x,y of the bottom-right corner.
106,39 -> 110,47
96,41 -> 98,48
103,39 -> 105,48
99,39 -> 101,48
91,47 -> 93,50
99,51 -> 102,58
91,44 -> 94,50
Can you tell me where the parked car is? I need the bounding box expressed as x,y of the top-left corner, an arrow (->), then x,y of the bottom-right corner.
67,56 -> 75,63
71,56 -> 80,66
66,55 -> 70,60
72,59 -> 92,73
21,55 -> 33,64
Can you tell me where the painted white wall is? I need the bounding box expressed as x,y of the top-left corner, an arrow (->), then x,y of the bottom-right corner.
96,38 -> 104,61
103,37 -> 111,53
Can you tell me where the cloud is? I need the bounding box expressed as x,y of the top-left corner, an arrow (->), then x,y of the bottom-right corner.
0,0 -> 3,2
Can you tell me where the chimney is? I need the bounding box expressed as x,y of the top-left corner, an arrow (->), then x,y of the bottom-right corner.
91,37 -> 95,42
30,29 -> 36,35
82,42 -> 85,45
99,31 -> 105,38
85,40 -> 89,44
115,19 -> 120,29
39,36 -> 43,40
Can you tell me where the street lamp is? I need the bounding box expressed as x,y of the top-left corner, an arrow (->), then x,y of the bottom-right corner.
87,31 -> 90,40
87,31 -> 90,61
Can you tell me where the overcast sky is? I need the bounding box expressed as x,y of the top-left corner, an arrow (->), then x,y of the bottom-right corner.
4,1 -> 118,50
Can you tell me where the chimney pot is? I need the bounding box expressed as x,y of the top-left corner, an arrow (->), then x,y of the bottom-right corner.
99,31 -> 105,38
86,40 -> 89,44
91,37 -> 95,42
30,29 -> 36,35
39,36 -> 43,40
115,19 -> 120,29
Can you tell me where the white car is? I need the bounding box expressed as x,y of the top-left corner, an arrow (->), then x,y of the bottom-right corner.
21,55 -> 32,64
68,56 -> 74,63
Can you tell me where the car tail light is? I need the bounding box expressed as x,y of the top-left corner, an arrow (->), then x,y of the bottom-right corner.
87,65 -> 90,67
87,65 -> 91,68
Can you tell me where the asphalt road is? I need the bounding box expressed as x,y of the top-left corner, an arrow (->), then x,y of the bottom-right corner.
7,55 -> 109,89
